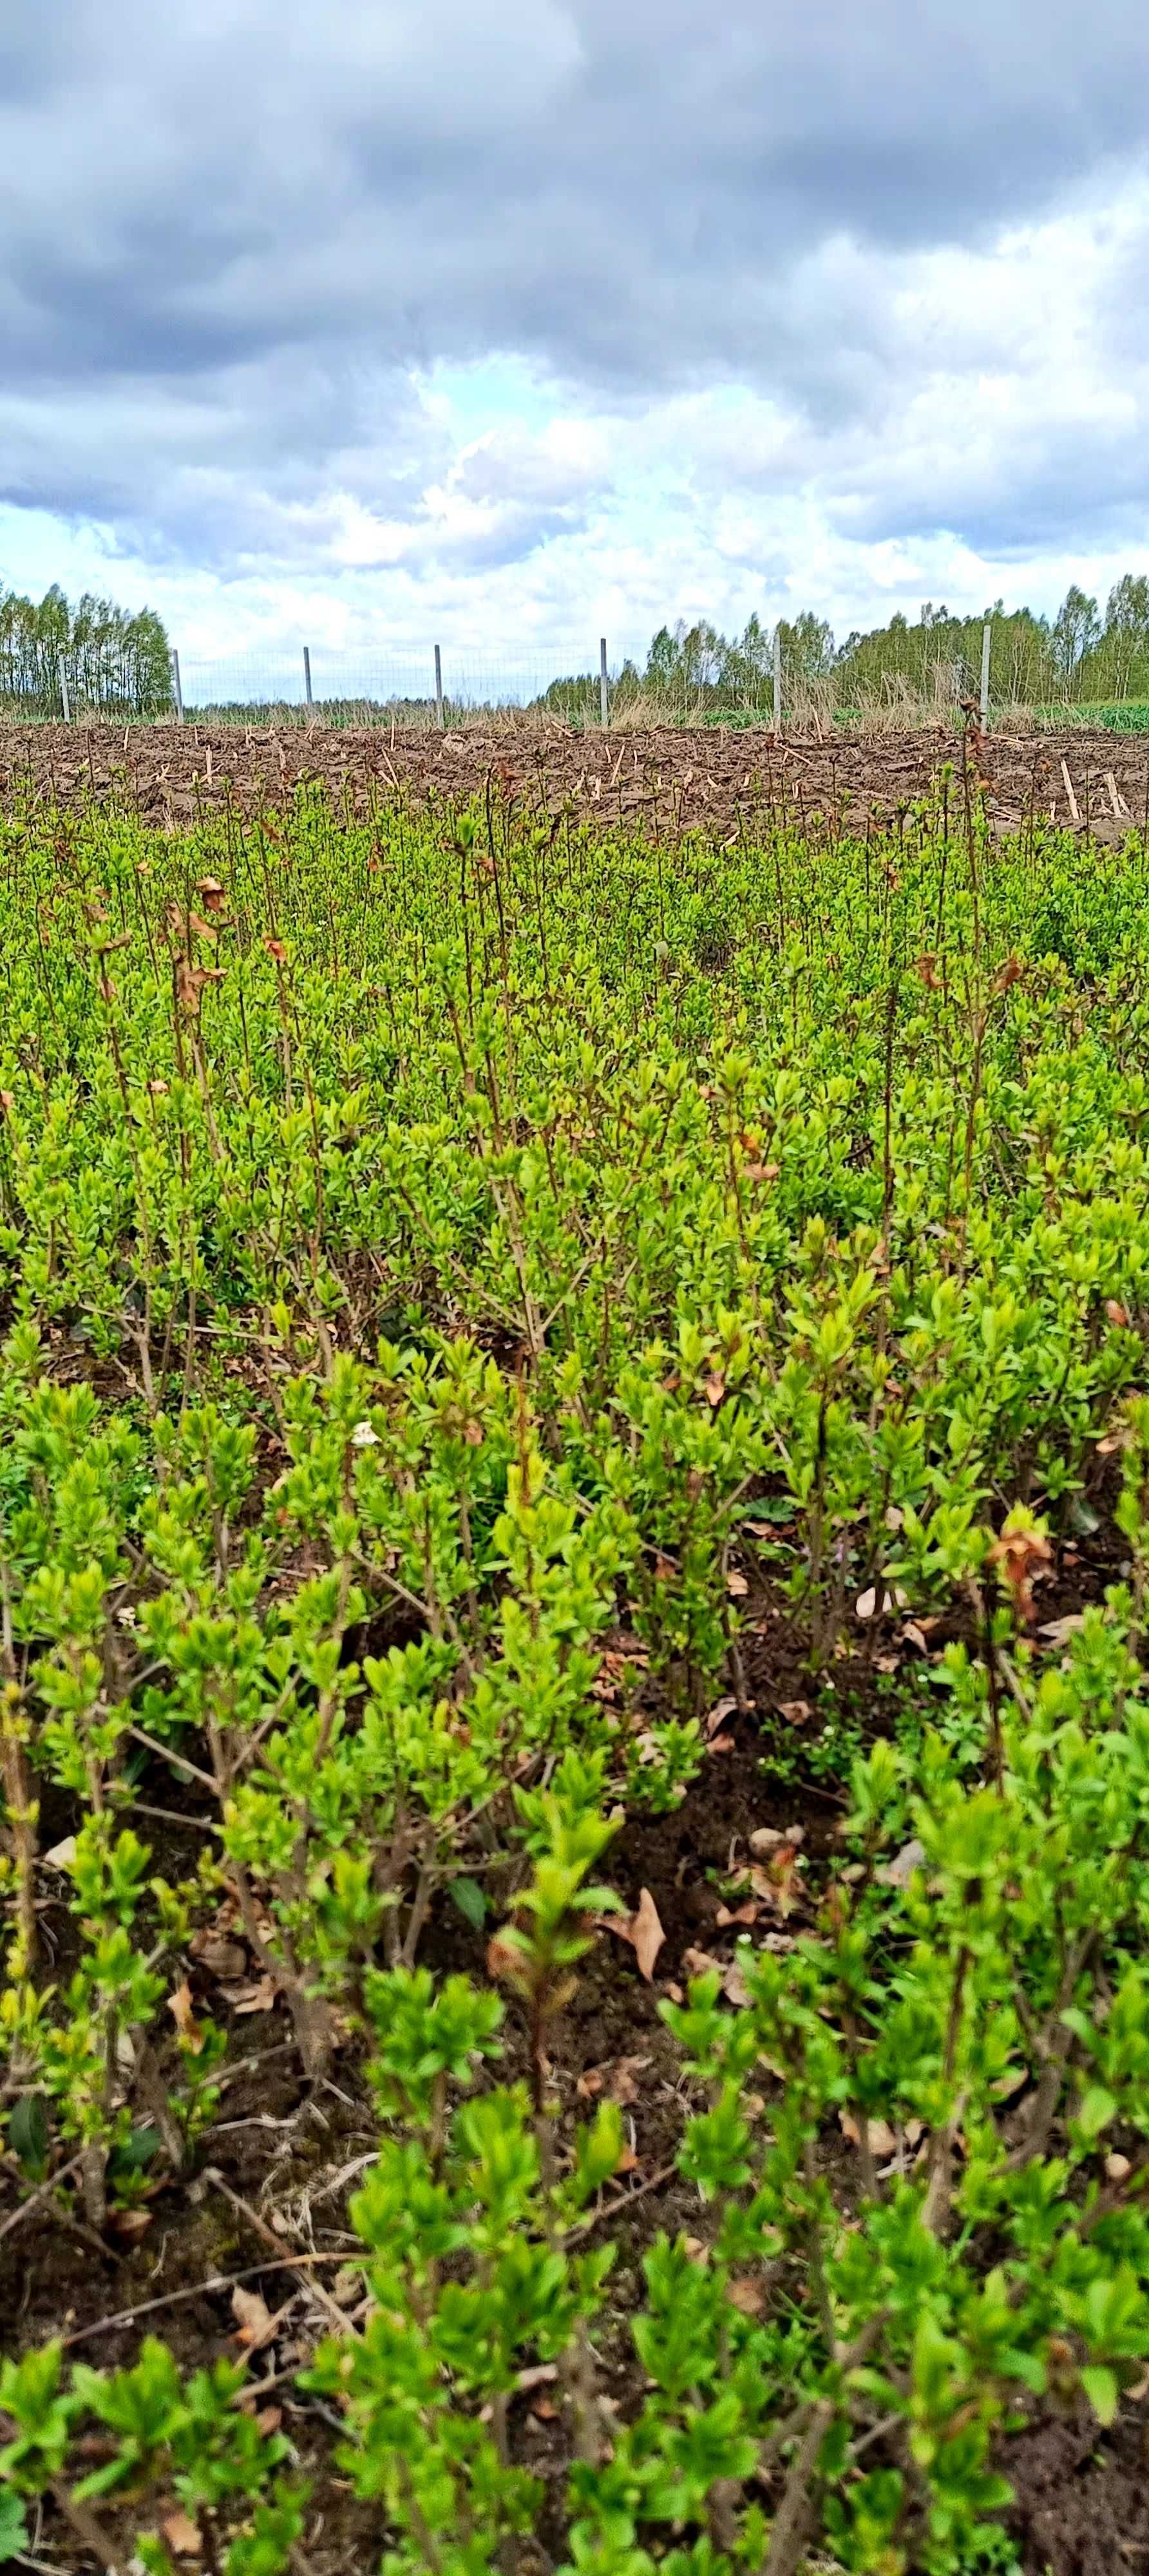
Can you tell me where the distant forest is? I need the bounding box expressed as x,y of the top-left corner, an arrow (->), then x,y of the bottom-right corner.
0,583 -> 172,718
5,571 -> 1149,726
539,578 -> 1149,715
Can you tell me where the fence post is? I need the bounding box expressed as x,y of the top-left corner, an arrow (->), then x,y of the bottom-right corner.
600,637 -> 609,729
434,645 -> 444,729
171,650 -> 184,723
980,621 -> 992,728
773,627 -> 782,735
303,645 -> 313,710
59,665 -> 71,725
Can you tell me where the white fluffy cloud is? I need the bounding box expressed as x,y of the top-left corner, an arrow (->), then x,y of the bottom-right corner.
2,0 -> 1149,674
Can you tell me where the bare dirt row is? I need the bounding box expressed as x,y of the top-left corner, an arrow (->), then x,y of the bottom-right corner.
1,718 -> 1147,842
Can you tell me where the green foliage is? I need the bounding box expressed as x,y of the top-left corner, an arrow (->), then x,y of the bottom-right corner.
0,581 -> 171,719
3,778 -> 1149,2570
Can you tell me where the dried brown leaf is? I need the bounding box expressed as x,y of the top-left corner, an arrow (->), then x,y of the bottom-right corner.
167,1980 -> 204,2053
231,2286 -> 281,2353
162,2510 -> 203,2559
225,1975 -> 279,2016
839,2110 -> 897,2157
728,2276 -> 764,2316
189,1930 -> 247,1981
612,1888 -> 666,1984
1038,1613 -> 1087,1649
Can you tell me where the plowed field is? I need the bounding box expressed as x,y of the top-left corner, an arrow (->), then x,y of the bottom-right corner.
1,717 -> 1146,841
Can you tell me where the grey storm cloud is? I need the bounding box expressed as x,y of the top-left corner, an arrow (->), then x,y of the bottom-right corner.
1,0 -> 1148,565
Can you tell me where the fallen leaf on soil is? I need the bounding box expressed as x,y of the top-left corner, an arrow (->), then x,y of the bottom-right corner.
840,2111 -> 898,2157
167,1981 -> 205,2053
256,2406 -> 283,2436
705,1374 -> 725,1408
707,1734 -> 736,1754
726,1568 -> 749,1598
108,2208 -> 153,2244
716,1900 -> 760,1929
43,1835 -> 77,1870
530,2396 -> 559,2420
855,1583 -> 908,1620
231,2287 -> 283,2354
162,2511 -> 203,2558
723,1958 -> 752,2007
777,1698 -> 812,1725
1106,2152 -> 1132,2183
880,1839 -> 926,1890
749,1826 -> 788,1855
705,1696 -> 738,1737
1038,1613 -> 1087,1648
728,2276 -> 764,2316
576,2068 -> 605,2100
682,1947 -> 725,1982
1105,1300 -> 1130,1327
611,1888 -> 666,1984
609,2054 -> 651,2106
189,1930 -> 247,1980
224,1975 -> 279,2016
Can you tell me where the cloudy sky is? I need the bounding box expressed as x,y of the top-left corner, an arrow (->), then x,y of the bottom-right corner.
3,0 -> 1149,689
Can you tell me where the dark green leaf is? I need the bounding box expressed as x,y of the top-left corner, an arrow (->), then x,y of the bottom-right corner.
448,1876 -> 488,1931
109,2124 -> 160,2178
8,2092 -> 48,2178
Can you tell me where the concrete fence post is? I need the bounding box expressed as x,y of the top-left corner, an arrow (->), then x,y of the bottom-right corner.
303,645 -> 313,710
60,665 -> 71,724
773,627 -> 782,735
600,636 -> 609,728
171,650 -> 184,723
434,645 -> 444,728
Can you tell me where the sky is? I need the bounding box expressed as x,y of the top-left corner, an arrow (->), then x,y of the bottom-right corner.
3,0 -> 1149,691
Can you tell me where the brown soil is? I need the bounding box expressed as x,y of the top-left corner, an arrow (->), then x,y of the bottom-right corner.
1,718 -> 1148,845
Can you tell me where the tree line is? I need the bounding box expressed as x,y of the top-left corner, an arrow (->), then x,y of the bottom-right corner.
0,583 -> 173,719
538,576 -> 1149,717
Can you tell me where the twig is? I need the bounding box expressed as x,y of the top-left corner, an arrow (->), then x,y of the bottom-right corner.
0,2152 -> 84,2246
62,2255 -> 350,2349
564,2161 -> 677,2242
125,1723 -> 218,1792
204,2168 -> 359,2334
133,1800 -> 220,1835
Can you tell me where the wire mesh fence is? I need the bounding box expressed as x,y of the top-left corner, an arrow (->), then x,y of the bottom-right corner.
5,629 -> 1149,735
174,642 -> 657,728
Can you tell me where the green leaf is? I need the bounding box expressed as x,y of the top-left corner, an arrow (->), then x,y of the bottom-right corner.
1076,2087 -> 1117,2140
109,2125 -> 160,2178
8,2094 -> 48,2179
0,2492 -> 28,2566
448,1876 -> 488,1932
1081,2364 -> 1119,2427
